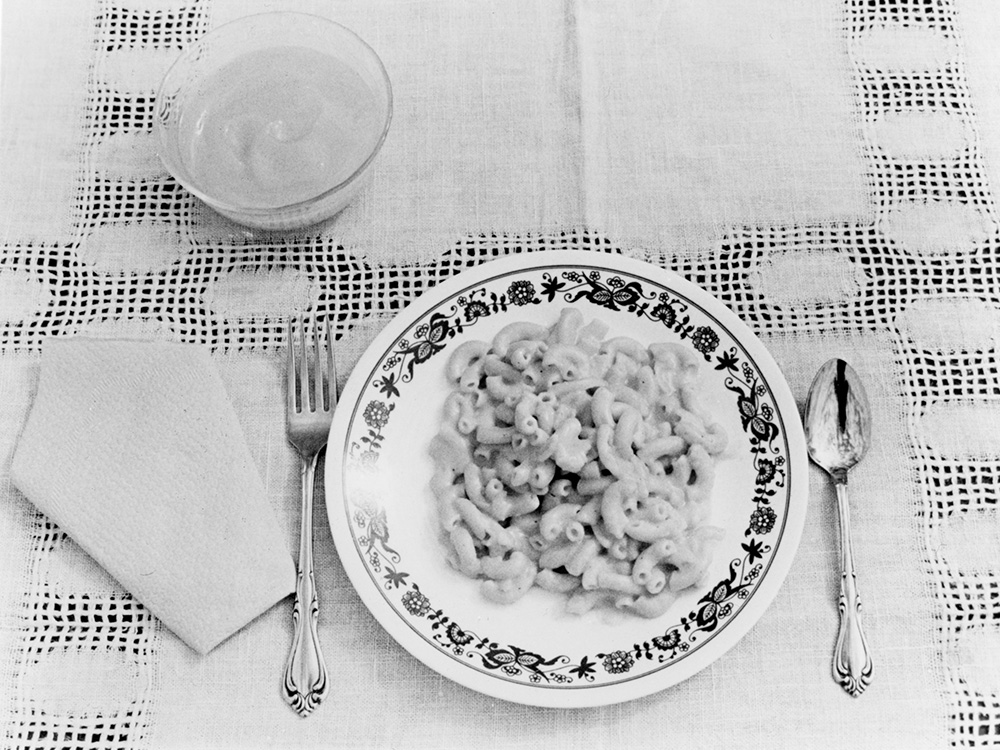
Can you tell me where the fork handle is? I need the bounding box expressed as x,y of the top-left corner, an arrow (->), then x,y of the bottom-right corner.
283,453 -> 328,717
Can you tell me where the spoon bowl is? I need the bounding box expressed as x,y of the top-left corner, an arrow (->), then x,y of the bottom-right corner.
804,358 -> 872,481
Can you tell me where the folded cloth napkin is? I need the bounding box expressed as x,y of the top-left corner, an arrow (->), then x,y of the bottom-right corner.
10,337 -> 296,654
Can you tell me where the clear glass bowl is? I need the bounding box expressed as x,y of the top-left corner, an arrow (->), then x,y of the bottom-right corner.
155,12 -> 392,231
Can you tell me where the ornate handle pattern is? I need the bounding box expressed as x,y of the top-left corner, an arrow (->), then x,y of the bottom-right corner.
833,481 -> 873,697
282,453 -> 329,716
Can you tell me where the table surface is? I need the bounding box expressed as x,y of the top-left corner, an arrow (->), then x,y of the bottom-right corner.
2,0 -> 999,748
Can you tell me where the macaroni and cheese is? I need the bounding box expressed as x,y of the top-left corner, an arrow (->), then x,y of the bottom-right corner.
429,308 -> 728,618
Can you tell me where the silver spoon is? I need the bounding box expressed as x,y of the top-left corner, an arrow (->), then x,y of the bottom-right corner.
803,358 -> 874,697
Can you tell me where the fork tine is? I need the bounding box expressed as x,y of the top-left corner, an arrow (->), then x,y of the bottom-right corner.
312,313 -> 325,413
286,316 -> 298,414
325,317 -> 337,408
298,314 -> 311,412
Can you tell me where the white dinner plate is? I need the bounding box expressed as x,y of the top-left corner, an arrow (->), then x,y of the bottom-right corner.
325,250 -> 808,707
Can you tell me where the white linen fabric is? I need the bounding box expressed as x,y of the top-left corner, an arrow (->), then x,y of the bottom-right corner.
0,0 -> 995,747
578,0 -> 872,250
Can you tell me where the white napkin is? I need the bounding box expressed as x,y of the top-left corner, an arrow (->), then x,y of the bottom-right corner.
10,337 -> 296,654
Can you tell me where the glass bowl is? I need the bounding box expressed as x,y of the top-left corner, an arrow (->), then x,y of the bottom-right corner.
154,12 -> 392,231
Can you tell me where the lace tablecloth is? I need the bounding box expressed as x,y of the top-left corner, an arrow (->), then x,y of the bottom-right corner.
2,0 -> 998,747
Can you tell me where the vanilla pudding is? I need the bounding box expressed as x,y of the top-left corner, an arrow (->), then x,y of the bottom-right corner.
179,45 -> 385,209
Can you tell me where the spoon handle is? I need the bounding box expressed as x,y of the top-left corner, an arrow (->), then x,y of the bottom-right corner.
833,480 -> 873,697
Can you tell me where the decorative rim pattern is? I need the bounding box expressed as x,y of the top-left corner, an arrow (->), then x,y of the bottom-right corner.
328,251 -> 806,707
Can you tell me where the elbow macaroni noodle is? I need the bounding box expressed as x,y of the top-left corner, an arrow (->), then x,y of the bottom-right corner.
428,308 -> 728,617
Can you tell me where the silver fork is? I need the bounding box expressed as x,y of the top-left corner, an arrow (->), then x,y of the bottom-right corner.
283,314 -> 335,717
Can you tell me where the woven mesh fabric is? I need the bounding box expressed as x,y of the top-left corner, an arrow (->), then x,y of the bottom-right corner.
1,0 -> 999,747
